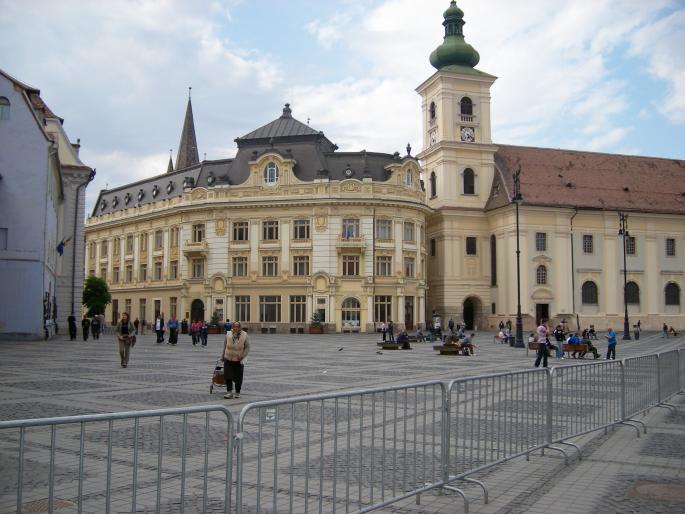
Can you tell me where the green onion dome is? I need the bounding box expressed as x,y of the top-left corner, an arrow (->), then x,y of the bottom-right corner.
429,1 -> 480,70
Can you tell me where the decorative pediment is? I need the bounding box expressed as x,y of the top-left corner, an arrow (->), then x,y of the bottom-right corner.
191,188 -> 208,200
531,287 -> 554,301
341,180 -> 362,193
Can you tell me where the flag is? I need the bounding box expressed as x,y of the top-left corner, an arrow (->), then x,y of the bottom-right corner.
56,236 -> 72,256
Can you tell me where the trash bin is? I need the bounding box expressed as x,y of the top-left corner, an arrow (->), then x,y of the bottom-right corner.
508,335 -> 515,347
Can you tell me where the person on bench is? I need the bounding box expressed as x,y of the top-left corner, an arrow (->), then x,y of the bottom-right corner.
415,326 -> 426,342
460,333 -> 475,355
588,325 -> 597,340
396,330 -> 411,349
579,337 -> 599,359
567,332 -> 582,358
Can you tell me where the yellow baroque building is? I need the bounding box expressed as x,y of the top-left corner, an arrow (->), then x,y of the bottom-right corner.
86,1 -> 684,333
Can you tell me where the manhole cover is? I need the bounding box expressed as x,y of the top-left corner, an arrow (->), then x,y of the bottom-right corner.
630,481 -> 685,501
22,497 -> 74,512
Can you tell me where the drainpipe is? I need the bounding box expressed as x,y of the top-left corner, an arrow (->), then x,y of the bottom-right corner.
570,208 -> 579,331
71,168 -> 96,315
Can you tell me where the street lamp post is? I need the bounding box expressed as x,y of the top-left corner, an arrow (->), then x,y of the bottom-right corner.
513,167 -> 524,347
618,212 -> 631,340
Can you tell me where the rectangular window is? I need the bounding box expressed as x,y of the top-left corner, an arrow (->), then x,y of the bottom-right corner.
154,230 -> 163,249
139,234 -> 148,252
112,299 -> 119,325
374,295 -> 392,323
376,219 -> 392,240
342,218 -> 360,239
535,232 -> 547,252
191,258 -> 204,278
139,264 -> 147,282
113,237 -> 120,255
233,221 -> 249,241
430,238 -> 436,257
234,295 -> 250,322
169,297 -> 177,318
666,238 -> 676,257
259,295 -> 281,322
262,255 -> 278,276
342,255 -> 360,276
626,236 -> 636,255
466,236 -> 477,256
292,255 -> 310,276
403,222 -> 415,242
262,220 -> 279,240
293,219 -> 310,240
232,256 -> 248,277
376,256 -> 392,276
583,234 -> 593,254
169,260 -> 178,280
170,227 -> 179,248
125,299 -> 132,316
404,257 -> 415,278
154,260 -> 162,280
113,266 -> 120,283
125,265 -> 133,282
100,240 -> 108,257
126,235 -> 134,253
192,224 -> 205,243
100,267 -> 107,279
289,295 -> 307,323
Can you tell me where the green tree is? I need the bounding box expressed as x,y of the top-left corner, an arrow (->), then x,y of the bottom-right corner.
82,275 -> 112,316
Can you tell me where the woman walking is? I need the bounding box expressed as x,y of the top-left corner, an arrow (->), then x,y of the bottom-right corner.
222,321 -> 250,399
116,312 -> 136,368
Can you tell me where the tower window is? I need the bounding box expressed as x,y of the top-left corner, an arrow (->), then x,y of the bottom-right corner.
463,168 -> 475,195
429,101 -> 436,121
430,172 -> 437,198
460,97 -> 473,116
465,236 -> 477,256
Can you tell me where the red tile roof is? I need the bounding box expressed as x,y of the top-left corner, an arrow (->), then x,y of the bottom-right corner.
489,145 -> 685,215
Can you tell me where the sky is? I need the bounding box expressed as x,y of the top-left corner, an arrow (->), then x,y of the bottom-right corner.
1,0 -> 684,214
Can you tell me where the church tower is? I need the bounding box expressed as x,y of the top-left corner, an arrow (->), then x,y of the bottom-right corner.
417,1 -> 497,328
175,89 -> 200,170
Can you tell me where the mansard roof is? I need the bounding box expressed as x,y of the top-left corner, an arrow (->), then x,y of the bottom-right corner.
237,104 -> 323,143
488,145 -> 685,215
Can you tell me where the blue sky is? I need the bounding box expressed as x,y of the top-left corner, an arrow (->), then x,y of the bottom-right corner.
1,0 -> 684,212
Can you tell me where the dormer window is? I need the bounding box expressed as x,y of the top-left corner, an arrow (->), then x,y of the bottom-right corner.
137,189 -> 145,202
207,172 -> 216,186
460,97 -> 473,122
264,162 -> 279,185
112,196 -> 119,208
0,97 -> 9,121
166,181 -> 174,194
151,185 -> 159,198
100,199 -> 107,210
124,193 -> 131,205
404,169 -> 413,186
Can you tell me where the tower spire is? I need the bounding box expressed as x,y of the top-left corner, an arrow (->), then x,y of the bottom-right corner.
175,88 -> 199,170
429,1 -> 480,71
167,149 -> 174,173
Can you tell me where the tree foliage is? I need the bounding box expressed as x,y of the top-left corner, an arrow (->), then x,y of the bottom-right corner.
82,275 -> 112,316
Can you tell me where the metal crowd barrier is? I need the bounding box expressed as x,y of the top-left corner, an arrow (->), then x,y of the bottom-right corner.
0,405 -> 234,514
1,349 -> 682,514
235,381 -> 445,514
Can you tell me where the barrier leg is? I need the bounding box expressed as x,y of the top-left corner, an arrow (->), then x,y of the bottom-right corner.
655,403 -> 676,413
546,445 -> 569,465
623,417 -> 647,434
443,486 -> 469,513
557,441 -> 582,461
463,477 -> 489,504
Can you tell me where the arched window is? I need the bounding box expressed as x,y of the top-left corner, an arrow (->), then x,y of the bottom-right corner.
341,297 -> 361,326
625,281 -> 640,304
0,97 -> 9,121
263,162 -> 278,185
430,172 -> 437,198
463,168 -> 475,195
536,265 -> 547,285
460,97 -> 473,116
582,281 -> 598,305
404,169 -> 413,186
490,235 -> 497,286
429,101 -> 436,121
665,282 -> 681,306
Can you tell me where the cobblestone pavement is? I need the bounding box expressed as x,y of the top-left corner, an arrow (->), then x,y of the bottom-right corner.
0,330 -> 683,513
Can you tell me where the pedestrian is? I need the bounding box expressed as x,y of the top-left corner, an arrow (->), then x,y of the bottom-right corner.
387,320 -> 395,342
416,325 -> 426,342
553,325 -> 565,359
637,320 -> 641,332
67,315 -> 77,340
662,323 -> 668,338
534,319 -> 549,368
498,320 -> 505,331
154,314 -> 164,343
506,319 -> 512,332
605,327 -> 617,360
669,326 -> 678,337
223,319 -> 233,333
81,316 -> 90,341
380,321 -> 387,342
140,319 -> 146,335
448,318 -> 455,332
633,324 -> 640,340
222,321 -> 250,399
201,321 -> 209,347
190,320 -> 198,345
168,315 -> 179,345
115,312 -> 136,368
90,316 -> 101,340
134,317 -> 140,334
181,318 -> 188,334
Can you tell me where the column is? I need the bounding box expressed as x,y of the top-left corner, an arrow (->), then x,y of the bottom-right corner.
396,294 -> 404,327
645,235 -> 658,314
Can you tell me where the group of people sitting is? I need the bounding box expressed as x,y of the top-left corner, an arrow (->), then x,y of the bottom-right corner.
442,325 -> 477,355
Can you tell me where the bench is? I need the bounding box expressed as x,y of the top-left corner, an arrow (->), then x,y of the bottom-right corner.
380,343 -> 412,350
438,345 -> 471,356
562,343 -> 586,358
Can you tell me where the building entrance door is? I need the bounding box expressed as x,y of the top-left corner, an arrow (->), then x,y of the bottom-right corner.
191,299 -> 205,322
536,304 -> 549,325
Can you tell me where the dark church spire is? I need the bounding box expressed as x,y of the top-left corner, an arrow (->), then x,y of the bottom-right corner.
167,149 -> 174,173
175,87 -> 199,170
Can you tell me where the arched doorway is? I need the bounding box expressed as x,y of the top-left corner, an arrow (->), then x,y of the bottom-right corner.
191,299 -> 205,322
462,297 -> 482,330
341,297 -> 361,328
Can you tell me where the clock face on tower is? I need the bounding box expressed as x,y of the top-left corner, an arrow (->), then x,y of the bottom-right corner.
460,126 -> 475,142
